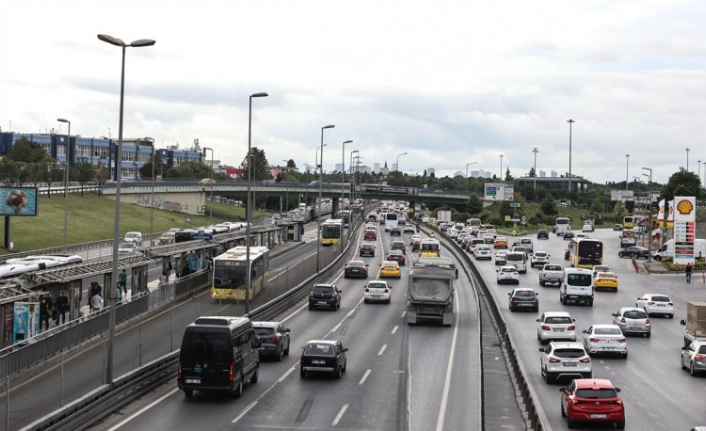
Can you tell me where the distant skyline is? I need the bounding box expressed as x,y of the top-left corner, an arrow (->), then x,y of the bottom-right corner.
3,1 -> 706,185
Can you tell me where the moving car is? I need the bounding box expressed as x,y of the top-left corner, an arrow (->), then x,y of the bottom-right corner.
308,284 -> 341,311
636,293 -> 674,318
494,251 -> 508,266
359,243 -> 375,257
300,340 -> 348,379
403,225 -> 416,234
344,260 -> 368,279
563,231 -> 575,240
618,245 -> 650,259
409,234 -> 422,245
253,321 -> 291,361
493,237 -> 509,249
379,261 -> 401,279
612,307 -> 650,337
539,264 -> 563,287
124,231 -> 142,244
364,280 -> 391,304
530,251 -> 550,268
681,340 -> 706,376
536,311 -> 577,344
508,287 -> 539,311
560,379 -> 625,429
539,342 -> 592,383
592,264 -> 610,277
537,229 -> 549,240
364,230 -> 377,241
386,249 -> 406,266
582,224 -> 594,233
391,240 -> 406,253
118,241 -> 140,255
581,324 -> 628,358
613,224 -> 624,231
496,266 -> 520,284
594,271 -> 618,292
473,244 -> 492,260
390,227 -> 402,236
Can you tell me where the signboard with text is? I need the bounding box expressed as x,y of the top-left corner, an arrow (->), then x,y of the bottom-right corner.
610,190 -> 634,202
484,183 -> 514,201
673,196 -> 696,266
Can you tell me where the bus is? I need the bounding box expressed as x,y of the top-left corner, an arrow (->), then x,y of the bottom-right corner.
385,212 -> 399,232
420,238 -> 441,257
338,210 -> 351,227
321,219 -> 344,245
211,246 -> 270,301
554,217 -> 572,236
569,238 -> 603,269
466,218 -> 481,227
623,215 -> 635,229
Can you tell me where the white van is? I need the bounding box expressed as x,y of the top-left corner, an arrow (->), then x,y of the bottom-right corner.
124,231 -> 142,244
653,239 -> 706,261
560,268 -> 594,306
506,251 -> 527,274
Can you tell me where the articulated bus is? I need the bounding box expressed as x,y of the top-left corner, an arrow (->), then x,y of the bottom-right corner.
623,215 -> 635,229
569,238 -> 603,269
321,219 -> 344,245
211,246 -> 270,301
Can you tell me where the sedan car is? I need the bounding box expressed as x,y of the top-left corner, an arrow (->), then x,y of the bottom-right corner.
386,249 -> 406,266
540,342 -> 592,383
409,234 -> 422,245
618,245 -> 650,259
253,321 -> 291,361
563,231 -> 575,240
344,260 -> 368,279
582,324 -> 628,358
493,237 -> 509,249
403,225 -> 416,234
636,293 -> 674,318
494,251 -> 508,266
390,227 -> 402,236
364,280 -> 391,304
359,243 -> 375,257
497,266 -> 520,284
560,379 -> 625,429
364,230 -> 377,241
391,240 -> 406,253
613,223 -> 624,231
308,284 -> 341,311
300,340 -> 348,379
681,340 -> 706,376
474,245 -> 492,260
537,229 -> 549,240
411,240 -> 421,252
582,224 -> 594,233
537,311 -> 577,344
379,261 -> 401,279
530,251 -> 550,268
118,242 -> 140,255
594,271 -> 619,292
612,307 -> 650,337
508,287 -> 539,311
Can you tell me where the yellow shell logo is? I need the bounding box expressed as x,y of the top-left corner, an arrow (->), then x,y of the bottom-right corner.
676,199 -> 694,215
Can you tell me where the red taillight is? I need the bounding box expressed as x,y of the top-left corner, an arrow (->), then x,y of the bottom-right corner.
645,319 -> 651,324
589,338 -> 599,343
668,302 -> 673,306
541,325 -> 550,330
384,289 -> 389,293
647,301 -> 655,305
579,357 -> 591,363
229,362 -> 237,381
177,361 -> 182,379
618,338 -> 627,343
695,354 -> 706,360
567,325 -> 575,330
549,357 -> 561,363
271,335 -> 282,343
365,288 -> 370,293
541,272 -> 546,277
620,317 -> 626,324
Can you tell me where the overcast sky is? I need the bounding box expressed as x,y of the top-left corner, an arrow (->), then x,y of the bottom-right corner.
2,0 -> 706,185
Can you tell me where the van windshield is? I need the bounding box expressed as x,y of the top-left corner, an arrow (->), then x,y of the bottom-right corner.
181,332 -> 230,364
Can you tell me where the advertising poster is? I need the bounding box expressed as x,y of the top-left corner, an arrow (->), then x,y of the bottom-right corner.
0,187 -> 38,216
13,302 -> 40,344
673,196 -> 696,266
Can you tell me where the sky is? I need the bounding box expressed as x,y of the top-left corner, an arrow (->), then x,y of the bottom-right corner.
2,0 -> 706,185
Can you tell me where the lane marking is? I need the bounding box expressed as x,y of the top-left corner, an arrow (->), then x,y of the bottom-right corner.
391,325 -> 399,334
107,386 -> 180,431
323,298 -> 363,340
281,302 -> 310,324
332,403 -> 349,426
359,369 -> 371,385
435,290 -> 461,431
278,366 -> 296,382
232,401 -> 258,424
378,344 -> 387,356
400,311 -> 406,319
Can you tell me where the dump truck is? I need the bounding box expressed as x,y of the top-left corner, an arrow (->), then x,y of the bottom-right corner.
407,256 -> 457,326
681,301 -> 706,348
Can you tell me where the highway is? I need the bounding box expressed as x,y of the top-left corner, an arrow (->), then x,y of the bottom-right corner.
88,223 -> 489,431
468,228 -> 706,430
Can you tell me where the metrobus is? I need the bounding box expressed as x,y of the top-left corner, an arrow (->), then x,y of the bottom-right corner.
385,212 -> 399,232
569,238 -> 603,269
338,210 -> 351,227
623,215 -> 635,229
211,246 -> 270,301
321,219 -> 344,245
420,238 -> 441,257
554,217 -> 572,236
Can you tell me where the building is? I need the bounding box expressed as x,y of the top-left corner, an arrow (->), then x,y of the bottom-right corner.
514,175 -> 591,193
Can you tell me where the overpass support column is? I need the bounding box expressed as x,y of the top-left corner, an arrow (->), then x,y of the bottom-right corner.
331,197 -> 339,217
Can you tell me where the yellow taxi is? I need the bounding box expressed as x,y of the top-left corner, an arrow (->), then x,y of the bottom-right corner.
594,271 -> 618,292
380,261 -> 401,279
427,218 -> 437,228
493,236 -> 509,249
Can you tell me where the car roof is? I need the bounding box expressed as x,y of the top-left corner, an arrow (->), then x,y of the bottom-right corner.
543,311 -> 571,317
499,265 -> 517,270
618,307 -> 643,313
572,378 -> 616,389
313,283 -> 334,288
513,287 -> 535,292
591,324 -> 621,330
252,321 -> 280,328
388,249 -> 403,254
368,280 -> 389,286
643,293 -> 671,299
547,341 -> 584,349
304,339 -> 337,346
348,260 -> 366,265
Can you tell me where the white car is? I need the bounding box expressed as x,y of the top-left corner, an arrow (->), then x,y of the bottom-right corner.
496,266 -> 520,284
581,324 -> 628,358
409,234 -> 422,245
124,231 -> 142,244
494,251 -> 508,266
364,280 -> 391,304
636,293 -> 674,318
539,341 -> 592,383
582,224 -> 594,233
403,225 -> 416,234
530,251 -> 550,268
536,311 -> 577,344
118,241 -> 141,255
592,264 -> 610,277
474,245 -> 492,260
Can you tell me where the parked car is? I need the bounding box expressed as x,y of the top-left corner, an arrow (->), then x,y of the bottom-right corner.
537,229 -> 549,240
612,307 -> 651,337
636,293 -> 674,318
508,287 -> 539,311
496,266 -> 520,284
308,284 -> 341,311
359,243 -> 375,257
344,260 -> 369,279
540,342 -> 591,383
364,280 -> 391,304
559,379 -> 625,429
582,324 -> 628,358
379,261 -> 401,279
618,245 -> 650,259
594,271 -> 619,292
386,249 -> 406,266
300,340 -> 348,379
681,340 -> 706,376
537,311 -> 577,344
253,321 -> 291,361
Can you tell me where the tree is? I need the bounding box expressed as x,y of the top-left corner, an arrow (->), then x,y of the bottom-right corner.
165,160 -> 214,179
74,158 -> 95,196
286,159 -> 296,169
540,195 -> 558,215
7,137 -> 51,163
238,147 -> 270,181
504,168 -> 513,181
528,167 -> 536,177
94,165 -> 109,195
661,168 -> 704,201
465,193 -> 484,215
0,159 -> 21,186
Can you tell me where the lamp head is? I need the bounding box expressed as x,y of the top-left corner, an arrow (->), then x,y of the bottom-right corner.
57,118 -> 69,124
251,92 -> 268,98
323,125 -> 335,130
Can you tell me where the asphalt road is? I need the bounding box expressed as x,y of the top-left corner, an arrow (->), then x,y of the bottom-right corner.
468,228 -> 706,430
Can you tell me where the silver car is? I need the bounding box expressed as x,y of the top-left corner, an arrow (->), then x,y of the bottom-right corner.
612,307 -> 651,337
681,340 -> 706,376
536,311 -> 577,344
582,324 -> 628,358
539,341 -> 592,383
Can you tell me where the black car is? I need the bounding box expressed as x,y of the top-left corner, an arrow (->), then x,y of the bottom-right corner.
390,227 -> 402,236
300,340 -> 348,379
537,229 -> 549,240
253,321 -> 291,361
386,249 -> 406,266
309,284 -> 341,310
344,260 -> 369,279
359,243 -> 375,257
563,231 -> 575,240
618,245 -> 650,259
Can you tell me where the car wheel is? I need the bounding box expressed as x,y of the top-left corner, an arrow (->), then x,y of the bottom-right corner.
587,301 -> 593,307
567,418 -> 577,429
561,400 -> 567,417
300,369 -> 306,379
284,343 -> 290,356
277,350 -> 284,361
183,389 -> 193,398
690,361 -> 697,376
309,304 -> 314,311
233,379 -> 243,398
681,356 -> 688,370
645,332 -> 651,338
618,252 -> 624,258
344,274 -> 349,279
616,419 -> 626,430
622,351 -> 628,359
539,280 -> 545,287
251,366 -> 259,383
669,314 -> 674,319
335,367 -> 342,379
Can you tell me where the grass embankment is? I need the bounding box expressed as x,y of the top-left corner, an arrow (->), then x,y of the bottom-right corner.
2,193 -> 272,254
480,201 -> 602,233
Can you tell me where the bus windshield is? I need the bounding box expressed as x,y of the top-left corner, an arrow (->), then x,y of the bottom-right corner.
213,261 -> 246,288
322,224 -> 342,239
556,218 -> 570,225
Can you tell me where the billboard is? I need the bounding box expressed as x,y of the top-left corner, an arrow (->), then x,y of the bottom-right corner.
13,302 -> 40,344
610,190 -> 634,202
484,183 -> 514,201
0,187 -> 38,216
673,196 -> 696,266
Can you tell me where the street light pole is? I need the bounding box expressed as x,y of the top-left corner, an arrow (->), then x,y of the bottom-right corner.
57,118 -> 70,253
317,125 -> 335,272
532,147 -> 539,190
465,161 -> 477,191
349,150 -> 358,205
567,119 -> 574,194
203,147 -> 214,222
396,152 -> 407,184
97,33 -> 155,387
341,140 -> 352,207
642,167 -> 653,257
686,148 -> 691,171
625,154 -> 630,191
246,92 -> 268,314
499,154 -> 504,180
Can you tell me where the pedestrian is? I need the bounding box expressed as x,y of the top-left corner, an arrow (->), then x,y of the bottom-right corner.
90,290 -> 104,313
39,297 -> 51,332
686,262 -> 693,284
55,291 -> 69,325
118,269 -> 127,299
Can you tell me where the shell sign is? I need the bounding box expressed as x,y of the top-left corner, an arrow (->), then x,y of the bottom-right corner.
676,199 -> 694,215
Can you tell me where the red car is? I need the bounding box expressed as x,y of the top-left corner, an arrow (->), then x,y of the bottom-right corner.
386,250 -> 406,266
560,379 -> 625,429
364,230 -> 377,241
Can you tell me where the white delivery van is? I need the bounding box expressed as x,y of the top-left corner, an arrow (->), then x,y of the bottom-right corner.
560,268 -> 594,306
506,251 -> 528,274
653,239 -> 706,261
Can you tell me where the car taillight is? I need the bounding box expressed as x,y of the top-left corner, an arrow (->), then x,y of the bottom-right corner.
647,301 -> 655,305
645,319 -> 651,325
695,354 -> 706,360
541,325 -> 550,330
365,288 -> 370,293
384,289 -> 389,293
620,317 -> 626,324
177,361 -> 182,379
271,335 -> 282,343
531,297 -> 538,301
579,357 -> 591,363
541,272 -> 546,277
589,338 -> 599,343
668,302 -> 673,306
618,338 -> 627,343
567,325 -> 575,330
229,362 -> 237,381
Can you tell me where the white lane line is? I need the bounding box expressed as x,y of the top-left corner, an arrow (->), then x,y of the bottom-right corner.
332,403 -> 349,426
435,290 -> 461,431
232,401 -> 258,424
278,366 -> 296,382
391,325 -> 399,334
324,298 -> 363,339
359,369 -> 372,385
378,344 -> 387,356
107,386 -> 180,431
400,311 -> 407,319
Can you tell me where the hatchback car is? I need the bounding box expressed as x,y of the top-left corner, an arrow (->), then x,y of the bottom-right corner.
344,260 -> 368,279
560,379 -> 625,429
364,230 -> 377,241
403,225 -> 416,233
253,321 -> 291,361
497,266 -> 520,284
540,342 -> 592,383
612,307 -> 650,337
494,251 -> 508,266
536,311 -> 577,344
537,229 -> 549,240
508,287 -> 539,311
359,243 -> 375,257
379,261 -> 401,279
308,284 -> 341,311
390,227 -> 402,236
409,234 -> 422,245
681,340 -> 706,376
386,249 -> 406,266
493,237 -> 509,249
613,224 -> 624,231
594,271 -> 619,292
300,340 -> 348,379
391,240 -> 406,253
636,293 -> 674,318
364,280 -> 391,304
474,245 -> 492,260
618,245 -> 650,259
563,231 -> 575,240
582,324 -> 628,358
530,251 -> 550,268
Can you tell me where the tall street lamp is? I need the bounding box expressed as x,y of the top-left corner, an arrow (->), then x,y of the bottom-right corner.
203,147 -> 214,222
396,152 -> 407,184
568,119 -> 575,193
317,124 -> 335,272
315,144 -> 327,180
625,154 -> 630,191
499,154 -> 504,180
341,140 -> 352,207
465,161 -> 477,191
642,167 -> 653,257
246,92 -> 268,313
353,156 -> 363,200
532,147 -> 539,190
97,33 -> 155,387
349,150 -> 359,204
698,160 -> 702,183
686,148 -> 691,171
57,118 -> 71,253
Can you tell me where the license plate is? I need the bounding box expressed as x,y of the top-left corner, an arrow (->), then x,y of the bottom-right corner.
371,295 -> 382,299
628,326 -> 637,330
318,301 -> 328,305
602,347 -> 615,350
562,362 -> 577,367
590,414 -> 607,419
657,304 -> 665,307
552,328 -> 564,332
312,360 -> 326,365
185,378 -> 201,384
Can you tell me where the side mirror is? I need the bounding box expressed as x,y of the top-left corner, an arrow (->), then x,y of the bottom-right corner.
507,292 -> 512,296
611,313 -> 618,317
536,319 -> 541,322
539,347 -> 545,352
343,347 -> 349,352
615,388 -> 621,393
285,328 -> 291,333
559,387 -> 567,393
572,318 -> 576,322
680,319 -> 686,326
582,330 -> 589,334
